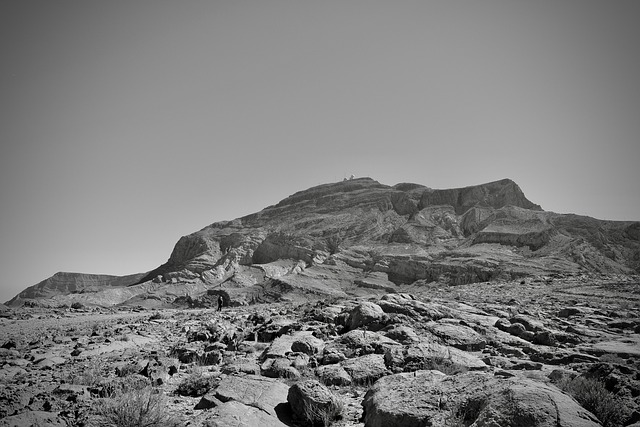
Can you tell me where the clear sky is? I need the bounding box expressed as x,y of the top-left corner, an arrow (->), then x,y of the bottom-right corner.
1,1 -> 639,303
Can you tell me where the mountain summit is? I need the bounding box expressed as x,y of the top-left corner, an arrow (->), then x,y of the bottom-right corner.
7,178 -> 639,307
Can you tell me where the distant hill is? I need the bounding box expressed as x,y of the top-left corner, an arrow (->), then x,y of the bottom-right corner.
7,178 -> 639,307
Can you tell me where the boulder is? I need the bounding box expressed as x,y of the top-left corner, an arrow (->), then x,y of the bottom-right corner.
210,374 -> 289,417
382,325 -> 420,343
261,357 -> 300,379
384,342 -> 487,373
291,334 -> 325,355
378,294 -> 449,320
287,379 -> 342,427
202,400 -> 288,427
427,322 -> 487,351
342,354 -> 388,385
338,329 -> 399,357
362,371 -> 601,427
316,364 -> 352,386
0,410 -> 67,427
347,302 -> 386,331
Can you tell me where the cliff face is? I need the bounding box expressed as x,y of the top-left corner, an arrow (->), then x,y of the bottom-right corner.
9,178 -> 640,307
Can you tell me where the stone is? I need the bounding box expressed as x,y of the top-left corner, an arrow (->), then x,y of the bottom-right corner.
212,374 -> 289,417
347,302 -> 386,331
291,334 -> 325,355
533,330 -> 558,346
342,354 -> 388,385
382,325 -> 419,343
378,294 -> 449,320
202,400 -> 289,427
362,371 -> 601,427
0,410 -> 67,427
287,379 -> 342,426
320,348 -> 346,365
385,342 -> 487,373
316,364 -> 353,386
261,357 -> 300,379
427,322 -> 487,351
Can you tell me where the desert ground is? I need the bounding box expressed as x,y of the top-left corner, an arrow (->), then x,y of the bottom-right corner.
1,272 -> 639,426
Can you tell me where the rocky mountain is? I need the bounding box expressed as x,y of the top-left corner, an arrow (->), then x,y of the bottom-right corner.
7,177 -> 640,307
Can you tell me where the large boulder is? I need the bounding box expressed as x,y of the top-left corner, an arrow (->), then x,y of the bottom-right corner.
202,400 -> 288,427
347,302 -> 386,331
384,342 -> 487,373
316,364 -> 353,386
342,354 -> 388,385
362,371 -> 601,427
198,374 -> 289,418
287,379 -> 342,427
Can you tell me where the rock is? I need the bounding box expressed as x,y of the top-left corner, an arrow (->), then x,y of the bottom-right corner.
427,322 -> 487,351
378,294 -> 448,320
382,325 -> 419,343
316,364 -> 352,386
508,322 -> 527,337
533,330 -> 558,346
202,400 -> 289,427
510,314 -> 544,332
320,348 -> 347,365
347,302 -> 386,331
558,307 -> 583,317
222,358 -> 260,375
263,331 -> 312,359
291,334 -> 325,355
385,342 -> 487,373
255,316 -> 298,342
287,379 -> 342,426
342,354 -> 388,385
361,371 -> 601,427
338,329 -> 399,357
0,387 -> 31,418
261,357 -> 300,379
212,374 -> 289,417
195,393 -> 224,410
0,410 -> 67,427
495,317 -> 511,331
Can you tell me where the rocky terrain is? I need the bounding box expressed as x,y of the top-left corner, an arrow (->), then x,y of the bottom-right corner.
1,273 -> 639,426
2,177 -> 640,426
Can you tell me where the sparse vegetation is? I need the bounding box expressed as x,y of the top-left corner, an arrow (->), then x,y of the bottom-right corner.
174,368 -> 217,397
302,395 -> 344,427
92,387 -> 179,427
557,376 -> 626,427
325,235 -> 343,255
445,396 -> 488,427
66,358 -> 105,387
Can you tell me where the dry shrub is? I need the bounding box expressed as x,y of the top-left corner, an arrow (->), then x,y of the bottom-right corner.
65,358 -> 105,387
93,387 -> 179,427
302,396 -> 344,427
174,368 -> 217,397
557,376 -> 626,427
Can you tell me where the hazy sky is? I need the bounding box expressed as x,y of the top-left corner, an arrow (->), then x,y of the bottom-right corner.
1,1 -> 639,303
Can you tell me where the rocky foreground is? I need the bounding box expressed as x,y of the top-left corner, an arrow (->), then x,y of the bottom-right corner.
1,273 -> 639,426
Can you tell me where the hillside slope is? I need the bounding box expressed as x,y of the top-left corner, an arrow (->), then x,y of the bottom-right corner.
7,178 -> 639,306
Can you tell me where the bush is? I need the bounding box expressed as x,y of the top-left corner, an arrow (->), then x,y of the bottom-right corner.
71,302 -> 84,310
66,359 -> 105,387
93,387 -> 179,427
557,376 -> 626,427
175,369 -> 217,397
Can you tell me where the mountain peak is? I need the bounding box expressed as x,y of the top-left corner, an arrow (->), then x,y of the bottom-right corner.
8,177 -> 639,307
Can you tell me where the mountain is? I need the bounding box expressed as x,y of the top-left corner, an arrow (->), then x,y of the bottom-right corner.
7,178 -> 640,307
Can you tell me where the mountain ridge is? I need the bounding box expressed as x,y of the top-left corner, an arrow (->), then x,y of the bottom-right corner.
7,178 -> 639,306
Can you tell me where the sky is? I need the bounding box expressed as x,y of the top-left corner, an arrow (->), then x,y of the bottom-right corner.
1,1 -> 639,303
